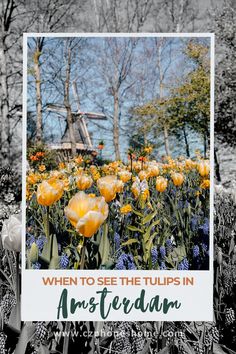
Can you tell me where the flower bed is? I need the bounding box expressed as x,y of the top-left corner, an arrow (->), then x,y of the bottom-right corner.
26,154 -> 210,270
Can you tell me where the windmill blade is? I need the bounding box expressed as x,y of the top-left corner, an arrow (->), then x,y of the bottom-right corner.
83,112 -> 107,120
46,104 -> 67,114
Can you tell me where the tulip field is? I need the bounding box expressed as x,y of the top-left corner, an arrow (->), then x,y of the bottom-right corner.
26,150 -> 210,270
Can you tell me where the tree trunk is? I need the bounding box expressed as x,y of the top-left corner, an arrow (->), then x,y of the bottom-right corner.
158,41 -> 170,157
163,125 -> 170,156
113,91 -> 120,160
64,46 -> 77,157
183,125 -> 190,157
34,47 -> 43,143
214,148 -> 221,182
0,34 -> 10,165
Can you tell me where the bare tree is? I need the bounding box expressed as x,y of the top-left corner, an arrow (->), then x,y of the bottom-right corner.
91,0 -> 154,32
90,38 -> 138,160
63,39 -> 77,157
32,37 -> 44,143
156,38 -> 170,155
0,0 -> 17,165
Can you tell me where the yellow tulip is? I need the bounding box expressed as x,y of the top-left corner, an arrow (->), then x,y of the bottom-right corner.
116,179 -> 124,193
200,179 -> 210,189
97,175 -> 121,202
118,170 -> 132,183
27,173 -> 38,184
147,164 -> 159,177
64,191 -> 108,237
62,178 -> 70,191
172,172 -> 184,187
38,164 -> 46,172
138,170 -> 149,181
37,178 -> 64,206
198,160 -> 210,177
185,159 -> 196,170
131,180 -> 141,199
141,189 -> 149,202
120,204 -> 132,214
156,176 -> 168,192
76,174 -> 93,190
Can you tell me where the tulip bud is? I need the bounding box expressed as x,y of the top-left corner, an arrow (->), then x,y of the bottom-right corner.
156,176 -> 168,192
198,160 -> 210,177
29,242 -> 39,263
171,172 -> 184,187
1,214 -> 22,252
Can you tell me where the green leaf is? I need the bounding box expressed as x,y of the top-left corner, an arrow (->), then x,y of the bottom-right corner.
142,210 -> 157,224
132,209 -> 144,217
172,245 -> 187,258
143,234 -> 156,263
49,256 -> 60,269
146,219 -> 160,235
101,260 -> 114,269
99,223 -> 110,265
121,239 -> 139,246
52,234 -> 59,258
41,234 -> 53,263
127,225 -> 144,233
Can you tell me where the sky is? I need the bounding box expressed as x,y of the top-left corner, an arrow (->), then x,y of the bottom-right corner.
27,35 -> 211,161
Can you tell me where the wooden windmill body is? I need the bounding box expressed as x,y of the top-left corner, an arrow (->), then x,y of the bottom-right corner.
47,82 -> 106,153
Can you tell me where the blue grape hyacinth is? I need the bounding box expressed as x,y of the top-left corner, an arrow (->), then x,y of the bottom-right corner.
159,245 -> 166,259
36,235 -> 47,252
32,262 -> 41,270
59,254 -> 69,269
115,253 -> 136,270
199,218 -> 209,236
151,247 -> 158,266
114,232 -> 120,250
178,258 -> 189,270
166,239 -> 173,254
160,261 -> 167,270
115,253 -> 128,270
193,245 -> 200,258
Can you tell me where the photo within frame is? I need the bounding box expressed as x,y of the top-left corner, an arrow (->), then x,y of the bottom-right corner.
22,33 -> 214,321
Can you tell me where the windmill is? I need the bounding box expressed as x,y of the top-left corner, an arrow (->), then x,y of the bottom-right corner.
46,81 -> 107,153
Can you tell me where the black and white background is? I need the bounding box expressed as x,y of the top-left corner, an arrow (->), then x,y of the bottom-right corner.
0,0 -> 235,353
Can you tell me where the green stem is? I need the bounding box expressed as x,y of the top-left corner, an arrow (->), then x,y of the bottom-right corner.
80,238 -> 87,270
46,206 -> 50,238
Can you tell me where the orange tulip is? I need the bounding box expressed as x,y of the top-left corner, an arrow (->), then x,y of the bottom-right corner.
64,192 -> 108,237
37,178 -> 64,206
171,172 -> 184,187
97,175 -> 122,202
156,176 -> 168,192
198,160 -> 210,177
76,174 -> 93,190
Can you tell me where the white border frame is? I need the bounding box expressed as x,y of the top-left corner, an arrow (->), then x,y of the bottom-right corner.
22,32 -> 214,321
